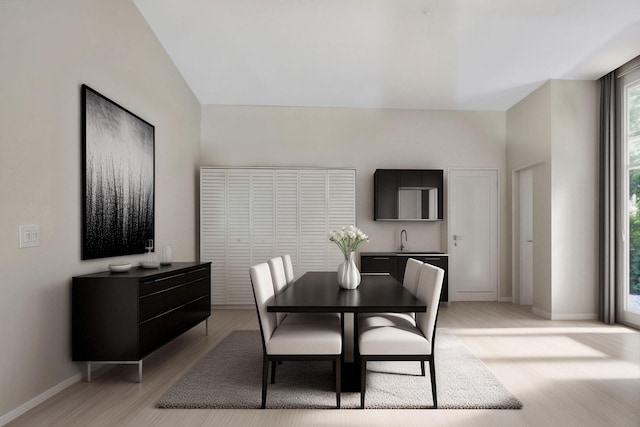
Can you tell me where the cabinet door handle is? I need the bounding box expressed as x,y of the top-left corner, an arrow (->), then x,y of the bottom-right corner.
373,257 -> 391,260
423,258 -> 440,261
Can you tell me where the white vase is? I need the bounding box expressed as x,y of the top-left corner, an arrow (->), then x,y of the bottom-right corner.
337,251 -> 361,290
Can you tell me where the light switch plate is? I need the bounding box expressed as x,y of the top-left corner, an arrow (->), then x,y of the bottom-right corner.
19,224 -> 40,248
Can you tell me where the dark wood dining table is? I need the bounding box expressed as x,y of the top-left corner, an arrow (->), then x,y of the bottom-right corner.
267,271 -> 427,391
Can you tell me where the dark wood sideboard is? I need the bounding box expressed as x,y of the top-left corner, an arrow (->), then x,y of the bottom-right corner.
72,262 -> 211,382
360,253 -> 448,302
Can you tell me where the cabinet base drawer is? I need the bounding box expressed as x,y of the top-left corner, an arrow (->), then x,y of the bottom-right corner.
139,277 -> 209,322
139,295 -> 210,357
141,272 -> 187,296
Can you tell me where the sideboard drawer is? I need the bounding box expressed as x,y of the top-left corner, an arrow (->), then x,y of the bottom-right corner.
140,272 -> 186,296
139,295 -> 210,356
187,266 -> 210,283
139,276 -> 209,322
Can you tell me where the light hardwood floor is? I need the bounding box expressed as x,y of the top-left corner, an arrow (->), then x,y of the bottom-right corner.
7,302 -> 640,427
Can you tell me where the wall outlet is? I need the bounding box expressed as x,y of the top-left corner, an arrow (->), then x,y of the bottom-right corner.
19,224 -> 40,248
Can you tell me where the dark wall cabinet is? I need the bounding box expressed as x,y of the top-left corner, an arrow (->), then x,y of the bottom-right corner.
361,254 -> 448,302
72,262 -> 211,368
374,169 -> 444,220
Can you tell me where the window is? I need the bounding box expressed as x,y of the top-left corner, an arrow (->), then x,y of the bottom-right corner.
618,59 -> 640,326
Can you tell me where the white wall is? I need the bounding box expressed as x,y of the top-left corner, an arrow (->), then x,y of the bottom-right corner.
507,80 -> 599,319
200,105 -> 510,296
0,0 -> 201,421
550,80 -> 599,318
507,82 -> 553,314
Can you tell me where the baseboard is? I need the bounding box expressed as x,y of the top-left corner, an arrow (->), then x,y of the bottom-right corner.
549,313 -> 598,320
0,373 -> 81,426
532,306 -> 598,320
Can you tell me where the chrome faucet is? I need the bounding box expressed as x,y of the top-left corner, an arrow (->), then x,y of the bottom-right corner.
400,229 -> 407,252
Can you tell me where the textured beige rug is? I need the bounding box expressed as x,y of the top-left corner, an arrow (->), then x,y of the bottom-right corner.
157,329 -> 522,409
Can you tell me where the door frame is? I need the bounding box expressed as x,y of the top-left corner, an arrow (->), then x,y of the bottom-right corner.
511,162 -> 543,305
447,167 -> 500,301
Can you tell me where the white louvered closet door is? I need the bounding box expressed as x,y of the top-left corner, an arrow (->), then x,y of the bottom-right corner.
200,169 -> 227,305
200,167 -> 355,306
226,171 -> 251,304
275,170 -> 299,279
327,169 -> 357,266
298,170 -> 329,274
251,170 -> 275,268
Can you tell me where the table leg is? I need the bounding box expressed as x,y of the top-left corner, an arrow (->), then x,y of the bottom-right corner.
340,312 -> 362,392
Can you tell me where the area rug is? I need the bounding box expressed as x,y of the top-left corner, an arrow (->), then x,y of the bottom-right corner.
156,329 -> 522,409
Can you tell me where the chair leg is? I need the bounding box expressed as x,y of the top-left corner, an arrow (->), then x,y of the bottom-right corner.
421,361 -> 425,376
360,359 -> 367,409
429,358 -> 437,408
261,355 -> 269,409
271,359 -> 277,384
335,358 -> 341,408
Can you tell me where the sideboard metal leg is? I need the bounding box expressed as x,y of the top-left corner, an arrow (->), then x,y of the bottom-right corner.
138,361 -> 143,383
87,362 -> 92,382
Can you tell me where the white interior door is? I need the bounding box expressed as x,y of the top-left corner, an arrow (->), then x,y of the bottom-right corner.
449,169 -> 498,301
519,168 -> 533,305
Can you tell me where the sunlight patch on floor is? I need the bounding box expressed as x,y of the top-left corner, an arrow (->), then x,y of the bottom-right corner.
452,326 -> 637,336
462,335 -> 608,359
448,326 -> 640,383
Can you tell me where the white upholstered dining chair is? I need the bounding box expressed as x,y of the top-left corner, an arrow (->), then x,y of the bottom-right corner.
250,262 -> 343,409
403,257 -> 423,296
358,262 -> 445,409
282,254 -> 295,285
268,256 -> 289,326
358,258 -> 423,329
268,256 -> 341,327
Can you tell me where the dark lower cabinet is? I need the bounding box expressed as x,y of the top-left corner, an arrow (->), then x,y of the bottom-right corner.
360,255 -> 399,278
361,254 -> 448,302
72,262 -> 211,380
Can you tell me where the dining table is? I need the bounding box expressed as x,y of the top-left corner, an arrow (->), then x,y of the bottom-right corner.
267,271 -> 427,391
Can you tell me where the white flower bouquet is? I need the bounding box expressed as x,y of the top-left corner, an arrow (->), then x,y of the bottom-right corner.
328,225 -> 370,257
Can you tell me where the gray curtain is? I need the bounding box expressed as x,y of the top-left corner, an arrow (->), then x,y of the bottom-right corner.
599,71 -> 616,324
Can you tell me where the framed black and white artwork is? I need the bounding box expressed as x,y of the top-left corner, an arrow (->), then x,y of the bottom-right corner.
81,84 -> 154,260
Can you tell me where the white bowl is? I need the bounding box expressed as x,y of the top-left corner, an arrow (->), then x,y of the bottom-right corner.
109,262 -> 132,272
140,261 -> 160,269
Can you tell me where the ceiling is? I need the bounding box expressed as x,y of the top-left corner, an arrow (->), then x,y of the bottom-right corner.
133,0 -> 640,111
